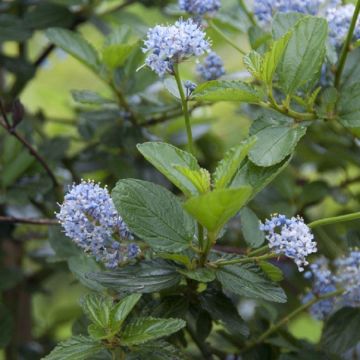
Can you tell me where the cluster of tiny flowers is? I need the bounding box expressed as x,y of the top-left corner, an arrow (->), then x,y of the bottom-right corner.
143,19 -> 210,77
253,0 -> 322,27
326,4 -> 360,48
196,52 -> 225,81
302,257 -> 337,319
56,180 -> 139,269
184,80 -> 197,97
260,214 -> 317,271
179,0 -> 221,16
334,250 -> 360,307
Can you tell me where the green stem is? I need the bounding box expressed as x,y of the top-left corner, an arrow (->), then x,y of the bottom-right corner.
213,252 -> 277,267
335,0 -> 360,88
238,0 -> 256,26
200,231 -> 216,266
242,288 -> 344,353
259,101 -> 316,121
309,211 -> 360,229
173,64 -> 195,155
247,245 -> 269,257
198,224 -> 204,251
208,20 -> 246,55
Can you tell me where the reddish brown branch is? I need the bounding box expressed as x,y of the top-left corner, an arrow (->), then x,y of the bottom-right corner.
0,100 -> 59,187
0,216 -> 58,225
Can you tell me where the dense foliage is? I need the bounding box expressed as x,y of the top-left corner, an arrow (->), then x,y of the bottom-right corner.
1,0 -> 360,359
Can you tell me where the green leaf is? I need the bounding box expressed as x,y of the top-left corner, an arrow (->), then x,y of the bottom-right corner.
71,90 -> 112,105
337,83 -> 360,128
216,264 -> 287,303
112,179 -> 195,252
127,340 -> 186,360
87,261 -> 182,293
45,28 -> 100,73
111,294 -> 142,327
173,166 -> 210,194
240,207 -> 264,248
321,307 -> 360,354
1,149 -> 35,187
243,51 -> 263,80
262,31 -> 292,84
199,290 -> 249,336
272,12 -> 304,39
68,255 -> 105,291
278,16 -> 328,94
213,137 -> 256,189
259,261 -> 284,282
137,142 -> 201,196
121,317 -> 186,346
0,15 -> 31,42
0,303 -> 13,348
48,226 -> 81,261
192,81 -> 263,103
24,2 -> 75,30
80,294 -> 112,329
248,116 -> 307,167
178,268 -> 216,283
43,336 -> 103,360
183,187 -> 252,233
230,157 -> 291,200
102,43 -> 136,69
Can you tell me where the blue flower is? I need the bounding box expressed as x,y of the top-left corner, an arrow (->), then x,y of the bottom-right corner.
196,52 -> 225,81
302,257 -> 337,320
184,80 -> 197,97
334,250 -> 360,307
179,0 -> 221,16
253,0 -> 323,27
326,4 -> 360,48
56,180 -> 139,268
260,214 -> 317,271
143,18 -> 211,77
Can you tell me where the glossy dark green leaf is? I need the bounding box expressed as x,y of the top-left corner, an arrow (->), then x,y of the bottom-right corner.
43,336 -> 103,360
278,16 -> 327,94
337,83 -> 360,128
240,207 -> 265,248
216,264 -> 287,303
249,116 -> 306,167
230,156 -> 291,200
321,307 -> 360,354
199,290 -> 249,336
87,261 -> 182,293
112,179 -> 195,252
121,317 -> 186,345
46,28 -> 100,73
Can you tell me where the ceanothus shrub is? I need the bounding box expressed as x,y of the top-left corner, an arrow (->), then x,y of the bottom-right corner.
1,0 -> 360,359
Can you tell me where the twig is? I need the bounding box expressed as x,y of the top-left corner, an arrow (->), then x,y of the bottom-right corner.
335,0 -> 360,88
0,100 -> 59,187
0,216 -> 58,225
241,289 -> 344,353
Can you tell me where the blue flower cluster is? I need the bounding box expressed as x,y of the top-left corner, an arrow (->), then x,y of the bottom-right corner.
179,0 -> 221,16
334,250 -> 360,307
57,180 -> 139,269
302,257 -> 337,320
253,0 -> 322,27
143,19 -> 211,77
253,0 -> 360,49
326,4 -> 360,48
302,250 -> 360,320
196,52 -> 225,81
260,214 -> 317,271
